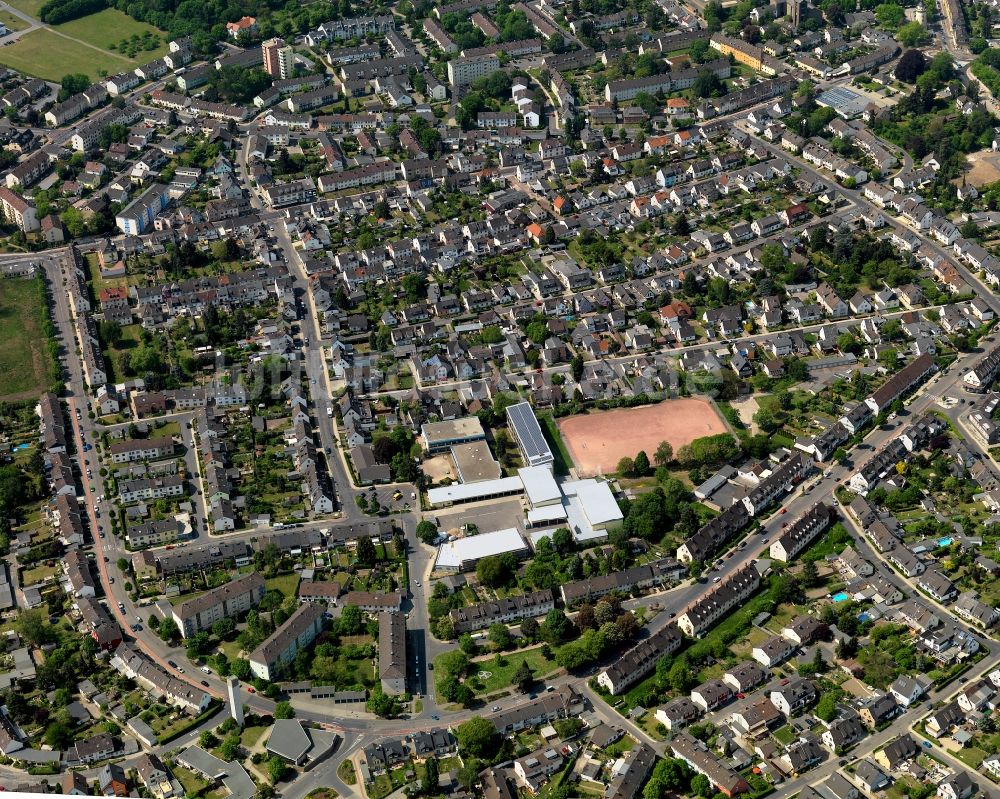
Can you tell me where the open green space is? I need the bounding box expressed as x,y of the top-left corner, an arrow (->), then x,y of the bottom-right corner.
0,277 -> 55,400
0,11 -> 28,31
4,0 -> 46,18
265,573 -> 301,598
53,8 -> 166,56
464,645 -> 560,695
539,414 -> 573,476
0,28 -> 132,80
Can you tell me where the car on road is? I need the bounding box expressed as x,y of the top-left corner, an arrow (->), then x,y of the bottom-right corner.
117,602 -> 124,612
492,705 -> 501,712
668,611 -> 676,618
247,686 -> 256,693
780,508 -> 787,514
414,581 -> 421,587
168,660 -> 178,668
838,759 -> 847,767
922,741 -> 932,749
103,556 -> 109,562
202,666 -> 212,674
431,714 -> 439,720
201,680 -> 210,687
762,538 -> 769,544
108,576 -> 114,584
713,577 -> 721,583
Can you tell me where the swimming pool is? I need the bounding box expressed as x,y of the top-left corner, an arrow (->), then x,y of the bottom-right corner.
832,592 -> 849,602
938,537 -> 953,547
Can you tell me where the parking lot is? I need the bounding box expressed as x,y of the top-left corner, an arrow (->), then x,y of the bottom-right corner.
433,496 -> 525,534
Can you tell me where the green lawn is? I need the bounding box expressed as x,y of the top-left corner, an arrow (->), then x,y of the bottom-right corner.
0,10 -> 28,30
21,563 -> 59,585
772,725 -> 796,745
172,766 -> 209,797
5,0 -> 46,18
463,645 -> 561,695
240,725 -> 268,748
265,573 -> 301,598
0,277 -> 55,400
0,28 -> 133,80
54,8 -> 167,57
540,415 -> 573,476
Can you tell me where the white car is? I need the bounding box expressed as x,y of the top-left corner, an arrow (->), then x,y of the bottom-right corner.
201,665 -> 212,674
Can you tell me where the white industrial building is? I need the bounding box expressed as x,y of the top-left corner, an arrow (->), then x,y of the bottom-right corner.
435,528 -> 531,571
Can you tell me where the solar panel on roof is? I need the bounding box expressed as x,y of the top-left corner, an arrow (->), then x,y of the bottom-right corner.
506,402 -> 553,465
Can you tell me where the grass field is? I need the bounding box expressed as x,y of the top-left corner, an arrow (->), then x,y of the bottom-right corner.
5,0 -> 46,18
0,8 -> 167,80
0,29 -> 132,80
0,10 -> 28,31
465,645 -> 560,695
54,8 -> 167,57
0,277 -> 55,401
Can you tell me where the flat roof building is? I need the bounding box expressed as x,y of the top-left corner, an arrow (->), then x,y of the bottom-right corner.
506,401 -> 554,469
520,465 -> 561,507
451,440 -> 502,482
421,417 -> 487,453
435,528 -> 530,571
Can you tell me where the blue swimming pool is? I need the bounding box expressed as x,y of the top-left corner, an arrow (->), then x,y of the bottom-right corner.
832,592 -> 849,602
938,537 -> 953,547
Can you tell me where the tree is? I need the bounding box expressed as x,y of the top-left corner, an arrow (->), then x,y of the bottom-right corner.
44,718 -> 73,749
455,717 -> 498,759
633,451 -> 650,476
654,441 -> 674,467
897,20 -> 928,45
895,48 -> 927,82
691,774 -> 712,798
477,554 -> 514,587
423,757 -> 439,794
367,690 -> 399,718
356,535 -> 377,565
275,701 -> 294,719
212,618 -> 236,639
438,649 -> 470,677
513,659 -> 534,692
571,354 -> 585,381
267,756 -> 288,784
668,657 -> 695,693
459,633 -> 479,655
875,2 -> 905,27
200,730 -> 219,749
16,608 -> 51,646
520,616 -> 540,641
801,559 -> 820,588
339,604 -> 363,635
417,519 -> 439,545
617,456 -> 636,477
541,608 -> 573,643
693,69 -> 725,98
488,623 -> 512,650
815,692 -> 838,721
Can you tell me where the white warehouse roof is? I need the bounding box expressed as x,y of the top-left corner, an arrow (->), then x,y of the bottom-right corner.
435,528 -> 529,570
426,476 -> 524,506
519,466 -> 562,508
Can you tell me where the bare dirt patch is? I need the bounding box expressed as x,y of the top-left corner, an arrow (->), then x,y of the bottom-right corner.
965,149 -> 1000,187
422,454 -> 457,483
558,398 -> 728,478
728,395 -> 761,435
